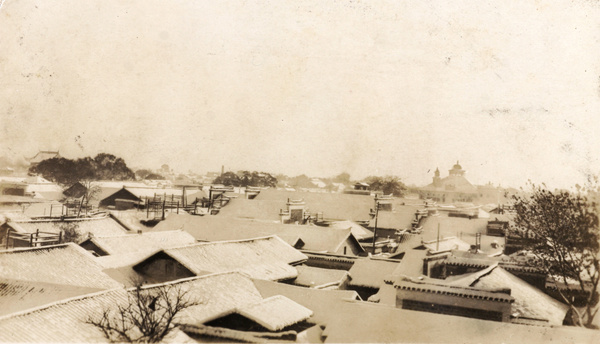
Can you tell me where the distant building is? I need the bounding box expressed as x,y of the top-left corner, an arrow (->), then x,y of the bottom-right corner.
28,150 -> 60,167
416,161 -> 508,204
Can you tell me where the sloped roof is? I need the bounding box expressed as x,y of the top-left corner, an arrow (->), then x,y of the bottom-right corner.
326,220 -> 373,240
136,236 -> 307,281
28,151 -> 59,164
233,295 -> 313,331
449,266 -> 568,325
252,278 -> 361,325
390,249 -> 428,278
0,272 -> 265,343
0,278 -> 103,316
82,230 -> 196,255
294,265 -> 350,289
0,243 -> 122,289
154,214 -> 363,254
7,214 -> 130,237
348,259 -> 400,288
422,236 -> 472,254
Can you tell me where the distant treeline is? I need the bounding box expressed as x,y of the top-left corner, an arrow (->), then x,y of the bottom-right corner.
213,171 -> 277,188
29,153 -> 135,186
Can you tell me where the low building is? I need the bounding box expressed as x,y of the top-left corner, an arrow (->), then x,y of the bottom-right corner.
154,214 -> 366,257
79,230 -> 196,256
394,275 -> 514,322
0,272 -> 314,343
132,236 -> 308,283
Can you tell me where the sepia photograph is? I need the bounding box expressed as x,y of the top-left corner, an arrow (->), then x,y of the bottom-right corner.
0,0 -> 599,343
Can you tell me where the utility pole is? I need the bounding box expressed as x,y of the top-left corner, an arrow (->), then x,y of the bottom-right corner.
372,202 -> 380,253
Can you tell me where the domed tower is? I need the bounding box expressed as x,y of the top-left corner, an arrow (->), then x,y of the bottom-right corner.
448,161 -> 466,177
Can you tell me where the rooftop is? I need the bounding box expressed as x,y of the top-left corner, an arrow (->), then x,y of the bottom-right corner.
348,258 -> 400,289
80,230 -> 196,256
394,276 -> 515,303
6,214 -> 131,237
135,236 -> 308,281
0,243 -> 122,290
0,272 -> 267,342
294,265 -> 350,289
448,266 -> 569,325
154,214 -> 364,255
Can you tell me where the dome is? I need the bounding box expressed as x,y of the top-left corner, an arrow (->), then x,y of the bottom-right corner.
452,160 -> 462,170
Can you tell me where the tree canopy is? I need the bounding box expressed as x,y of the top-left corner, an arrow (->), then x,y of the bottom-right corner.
30,153 -> 135,186
213,171 -> 277,188
364,175 -> 407,196
510,183 -> 599,328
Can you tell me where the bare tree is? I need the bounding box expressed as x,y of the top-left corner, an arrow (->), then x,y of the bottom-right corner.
77,180 -> 101,217
87,283 -> 202,342
511,182 -> 599,328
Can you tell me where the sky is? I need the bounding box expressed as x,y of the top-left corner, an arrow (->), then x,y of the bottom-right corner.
1,0 -> 599,189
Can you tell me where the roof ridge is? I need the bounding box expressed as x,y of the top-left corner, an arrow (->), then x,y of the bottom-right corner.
0,242 -> 72,254
165,234 -> 281,250
90,229 -> 186,239
134,271 -> 250,291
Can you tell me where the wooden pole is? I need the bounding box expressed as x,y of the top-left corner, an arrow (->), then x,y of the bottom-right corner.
372,202 -> 379,253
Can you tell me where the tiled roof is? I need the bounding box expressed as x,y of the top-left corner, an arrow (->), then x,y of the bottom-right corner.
0,278 -> 103,316
326,220 -> 373,240
82,230 -> 196,255
394,276 -> 514,303
450,266 -> 568,325
294,265 -> 350,289
137,236 -> 307,281
234,295 -> 313,331
0,272 -> 265,343
252,278 -> 361,325
8,214 -> 130,237
153,214 -> 363,254
0,243 -> 122,289
348,259 -> 400,288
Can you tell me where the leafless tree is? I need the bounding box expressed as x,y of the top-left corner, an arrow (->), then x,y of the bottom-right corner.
511,181 -> 599,328
87,283 -> 202,342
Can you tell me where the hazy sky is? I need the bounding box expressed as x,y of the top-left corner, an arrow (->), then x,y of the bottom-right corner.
1,0 -> 599,189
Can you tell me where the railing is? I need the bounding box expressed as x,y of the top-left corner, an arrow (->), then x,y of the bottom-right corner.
5,229 -> 62,249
